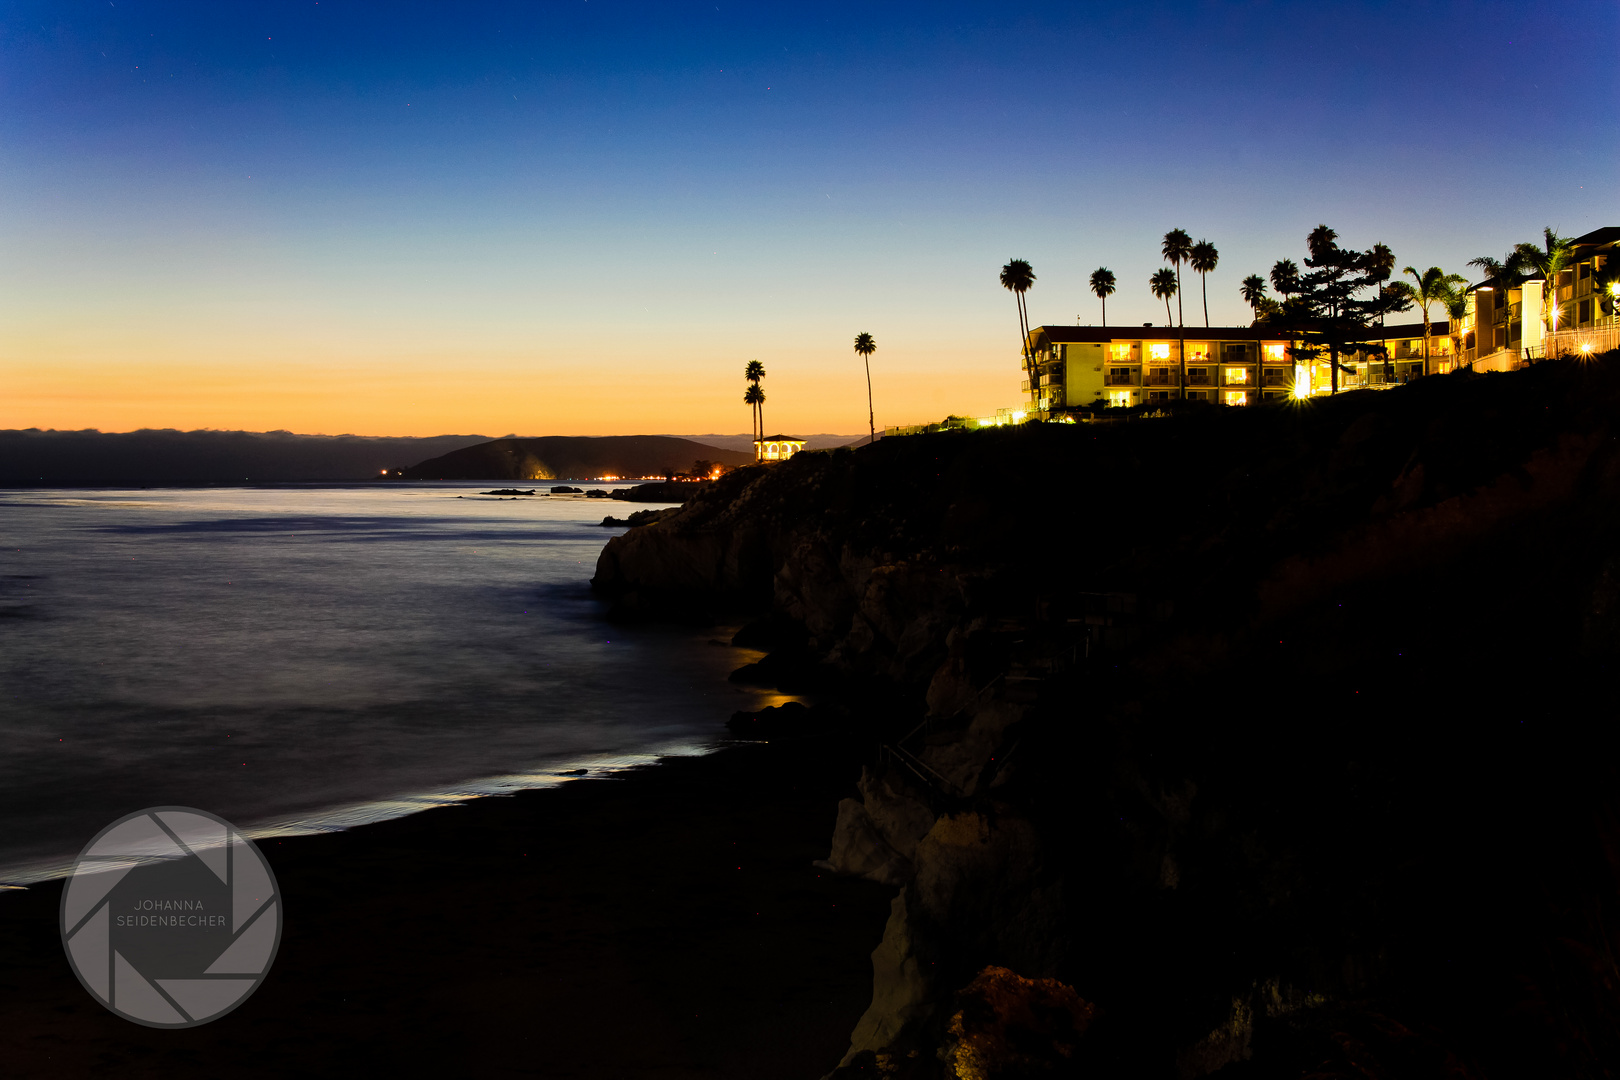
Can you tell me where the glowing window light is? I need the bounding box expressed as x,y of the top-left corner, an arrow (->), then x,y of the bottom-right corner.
1223,390 -> 1248,406
1225,366 -> 1249,384
1293,367 -> 1310,398
1148,343 -> 1171,360
1264,343 -> 1286,361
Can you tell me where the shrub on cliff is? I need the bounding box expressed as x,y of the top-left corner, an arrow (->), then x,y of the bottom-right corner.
941,966 -> 1093,1079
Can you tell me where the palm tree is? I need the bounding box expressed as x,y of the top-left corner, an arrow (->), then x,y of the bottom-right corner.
1368,243 -> 1396,330
1466,255 -> 1506,282
1189,240 -> 1219,326
743,360 -> 766,442
1162,229 -> 1192,327
1240,274 -> 1268,321
1437,280 -> 1471,371
1514,227 -> 1575,341
1089,267 -> 1116,326
854,332 -> 877,445
743,383 -> 765,454
1270,259 -> 1300,300
1466,245 -> 1534,287
1149,268 -> 1177,326
1000,260 -> 1037,396
1398,266 -> 1467,374
1150,267 -> 1184,396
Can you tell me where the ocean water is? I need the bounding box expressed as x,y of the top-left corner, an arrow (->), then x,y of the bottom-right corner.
0,483 -> 780,886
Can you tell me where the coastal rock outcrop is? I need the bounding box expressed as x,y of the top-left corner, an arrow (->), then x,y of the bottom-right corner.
595,354 -> 1620,1078
816,766 -> 936,886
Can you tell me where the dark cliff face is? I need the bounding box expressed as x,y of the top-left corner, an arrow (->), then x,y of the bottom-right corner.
593,358 -> 1620,1078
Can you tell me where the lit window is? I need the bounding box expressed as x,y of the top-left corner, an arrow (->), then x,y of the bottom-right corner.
1109,343 -> 1135,362
1148,343 -> 1171,360
1224,390 -> 1248,406
1225,367 -> 1249,383
1185,343 -> 1210,362
1264,343 -> 1285,361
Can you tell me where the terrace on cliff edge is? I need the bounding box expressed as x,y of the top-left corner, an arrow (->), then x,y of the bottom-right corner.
593,351 -> 1620,1080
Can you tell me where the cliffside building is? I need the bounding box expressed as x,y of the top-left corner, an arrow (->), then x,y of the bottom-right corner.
1021,323 -> 1453,414
755,434 -> 806,462
1457,226 -> 1619,370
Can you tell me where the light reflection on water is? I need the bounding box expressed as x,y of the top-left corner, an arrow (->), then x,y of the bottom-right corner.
0,483 -> 780,885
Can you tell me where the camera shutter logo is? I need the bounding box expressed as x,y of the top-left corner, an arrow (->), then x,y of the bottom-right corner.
60,806 -> 282,1027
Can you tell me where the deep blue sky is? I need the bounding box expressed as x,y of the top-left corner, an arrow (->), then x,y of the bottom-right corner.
3,1 -> 1615,434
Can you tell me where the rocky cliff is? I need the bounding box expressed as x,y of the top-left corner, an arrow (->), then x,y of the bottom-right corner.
593,356 -> 1620,1078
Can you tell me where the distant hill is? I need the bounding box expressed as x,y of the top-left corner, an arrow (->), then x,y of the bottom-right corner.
0,429 -> 491,486
663,433 -> 867,454
397,436 -> 756,481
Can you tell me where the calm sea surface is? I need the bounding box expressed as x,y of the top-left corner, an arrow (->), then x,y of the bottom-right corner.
0,483 -> 778,885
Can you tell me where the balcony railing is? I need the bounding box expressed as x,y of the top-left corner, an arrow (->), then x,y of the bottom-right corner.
1143,370 -> 1178,386
1040,373 -> 1063,387
1544,325 -> 1620,357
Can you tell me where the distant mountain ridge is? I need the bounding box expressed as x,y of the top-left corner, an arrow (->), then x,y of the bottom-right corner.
397,436 -> 754,481
0,428 -> 492,486
661,433 -> 868,454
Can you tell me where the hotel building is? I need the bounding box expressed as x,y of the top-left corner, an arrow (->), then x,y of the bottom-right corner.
1456,226 -> 1619,370
1021,323 -> 1453,414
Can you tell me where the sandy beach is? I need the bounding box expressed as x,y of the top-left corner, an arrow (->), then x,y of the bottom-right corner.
0,738 -> 890,1078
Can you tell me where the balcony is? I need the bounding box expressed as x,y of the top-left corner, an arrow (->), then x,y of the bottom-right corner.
1040,373 -> 1063,387
1143,368 -> 1178,386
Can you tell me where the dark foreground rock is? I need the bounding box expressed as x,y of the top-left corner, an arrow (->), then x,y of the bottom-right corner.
594,355 -> 1620,1078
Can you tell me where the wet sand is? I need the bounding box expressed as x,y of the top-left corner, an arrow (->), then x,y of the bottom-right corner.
0,739 -> 891,1078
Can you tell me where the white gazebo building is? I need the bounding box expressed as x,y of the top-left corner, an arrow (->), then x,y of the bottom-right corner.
754,434 -> 806,462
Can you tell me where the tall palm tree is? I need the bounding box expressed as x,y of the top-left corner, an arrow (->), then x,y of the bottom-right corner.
743,383 -> 765,453
1514,227 -> 1575,339
1000,260 -> 1036,396
1398,266 -> 1467,374
1089,267 -> 1116,326
1189,240 -> 1219,327
1162,229 -> 1192,327
1270,259 -> 1300,300
1150,268 -> 1177,326
854,332 -> 877,445
1149,268 -> 1185,399
743,360 -> 766,442
1368,243 -> 1397,330
1240,274 -> 1268,321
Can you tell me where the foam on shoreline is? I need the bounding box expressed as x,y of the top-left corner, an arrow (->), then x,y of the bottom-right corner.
0,737 -> 730,889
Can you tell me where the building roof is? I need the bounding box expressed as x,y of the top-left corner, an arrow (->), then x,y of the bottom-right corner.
1376,321 -> 1450,338
754,434 -> 804,442
1034,325 -> 1273,344
1571,226 -> 1620,250
1032,322 -> 1448,346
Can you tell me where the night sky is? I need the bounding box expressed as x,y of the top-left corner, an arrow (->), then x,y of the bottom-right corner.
3,1 -> 1614,435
